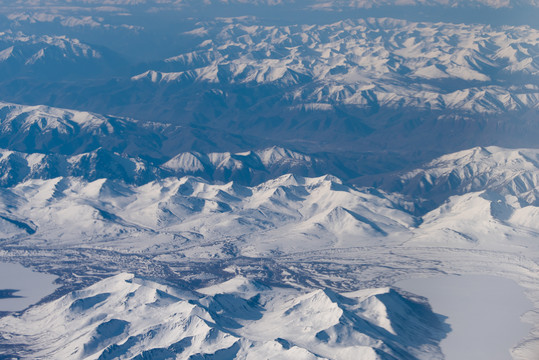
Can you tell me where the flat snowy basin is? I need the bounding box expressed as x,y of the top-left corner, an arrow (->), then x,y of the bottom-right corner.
396,275 -> 533,360
0,262 -> 58,312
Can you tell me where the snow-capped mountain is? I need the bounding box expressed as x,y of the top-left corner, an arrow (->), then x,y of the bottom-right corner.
25,16 -> 531,159
0,273 -> 448,360
162,147 -> 331,185
0,101 -> 268,160
0,146 -> 347,186
1,159 -> 539,357
0,148 -> 164,186
0,32 -> 126,80
0,101 -> 173,157
2,145 -> 539,252
134,18 -> 539,113
2,100 -> 539,200
0,17 -> 536,165
0,101 -> 359,185
0,174 -> 414,255
0,2 -> 538,359
380,146 -> 539,208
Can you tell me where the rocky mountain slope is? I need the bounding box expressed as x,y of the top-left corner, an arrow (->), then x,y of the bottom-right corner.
0,31 -> 126,80
377,146 -> 539,209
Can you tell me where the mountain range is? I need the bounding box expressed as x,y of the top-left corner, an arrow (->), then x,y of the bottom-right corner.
0,2 -> 538,359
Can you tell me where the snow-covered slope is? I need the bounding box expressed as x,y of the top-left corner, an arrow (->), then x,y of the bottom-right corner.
384,146 -> 539,207
0,174 -> 414,255
2,146 -> 539,255
0,31 -> 126,79
2,168 -> 538,260
0,144 -> 353,186
162,147 -> 326,184
0,101 -> 263,162
0,273 -> 448,360
408,189 -> 539,248
0,148 -> 163,186
0,101 -> 167,156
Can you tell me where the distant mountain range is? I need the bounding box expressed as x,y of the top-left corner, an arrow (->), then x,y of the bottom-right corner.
0,18 -> 536,167
0,31 -> 127,80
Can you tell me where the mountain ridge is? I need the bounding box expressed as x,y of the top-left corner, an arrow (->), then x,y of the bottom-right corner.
0,273 -> 449,360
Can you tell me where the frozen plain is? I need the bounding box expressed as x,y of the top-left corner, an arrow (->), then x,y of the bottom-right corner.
396,275 -> 534,360
0,261 -> 57,312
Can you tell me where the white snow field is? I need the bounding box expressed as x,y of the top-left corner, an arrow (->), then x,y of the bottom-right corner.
0,261 -> 58,312
396,275 -> 534,360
